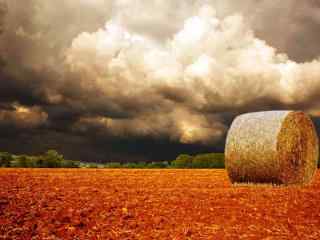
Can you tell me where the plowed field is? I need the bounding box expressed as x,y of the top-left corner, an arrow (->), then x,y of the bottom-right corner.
0,169 -> 320,239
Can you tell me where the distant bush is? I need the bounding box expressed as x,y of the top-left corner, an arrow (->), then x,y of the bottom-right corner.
10,155 -> 31,168
192,153 -> 225,168
171,154 -> 193,168
0,150 -> 80,168
122,162 -> 146,169
147,161 -> 169,169
41,150 -> 64,168
133,162 -> 148,169
0,152 -> 14,167
80,162 -> 101,168
102,162 -> 122,168
97,161 -> 170,169
81,154 -> 225,169
171,153 -> 225,169
60,160 -> 80,168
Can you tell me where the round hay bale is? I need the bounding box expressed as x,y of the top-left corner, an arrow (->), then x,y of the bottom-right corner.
225,111 -> 319,185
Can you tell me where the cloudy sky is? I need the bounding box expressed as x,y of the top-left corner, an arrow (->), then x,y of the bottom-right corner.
1,0 -> 320,162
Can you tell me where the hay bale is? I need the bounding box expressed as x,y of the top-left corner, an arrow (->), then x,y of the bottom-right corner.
225,111 -> 319,185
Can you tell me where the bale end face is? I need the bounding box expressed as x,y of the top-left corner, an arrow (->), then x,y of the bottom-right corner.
277,111 -> 319,184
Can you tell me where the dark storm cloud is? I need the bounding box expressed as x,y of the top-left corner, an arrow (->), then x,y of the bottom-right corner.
1,0 -> 320,162
251,1 -> 320,62
209,0 -> 320,62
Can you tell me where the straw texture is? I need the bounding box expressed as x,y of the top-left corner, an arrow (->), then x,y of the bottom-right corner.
225,111 -> 319,185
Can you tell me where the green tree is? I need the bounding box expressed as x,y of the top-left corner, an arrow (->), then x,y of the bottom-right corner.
171,154 -> 193,168
60,160 -> 80,168
192,153 -> 225,168
0,152 -> 13,167
17,155 -> 29,168
41,150 -> 64,168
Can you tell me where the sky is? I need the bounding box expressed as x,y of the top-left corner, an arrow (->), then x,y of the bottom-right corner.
1,0 -> 320,162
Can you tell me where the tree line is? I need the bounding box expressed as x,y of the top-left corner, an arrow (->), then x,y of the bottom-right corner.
0,150 -> 80,168
0,150 -> 226,169
2,150 -> 319,169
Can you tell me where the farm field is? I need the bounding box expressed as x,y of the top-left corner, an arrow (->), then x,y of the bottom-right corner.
0,169 -> 320,240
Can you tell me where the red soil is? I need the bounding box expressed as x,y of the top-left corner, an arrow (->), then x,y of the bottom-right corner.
0,169 -> 320,239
